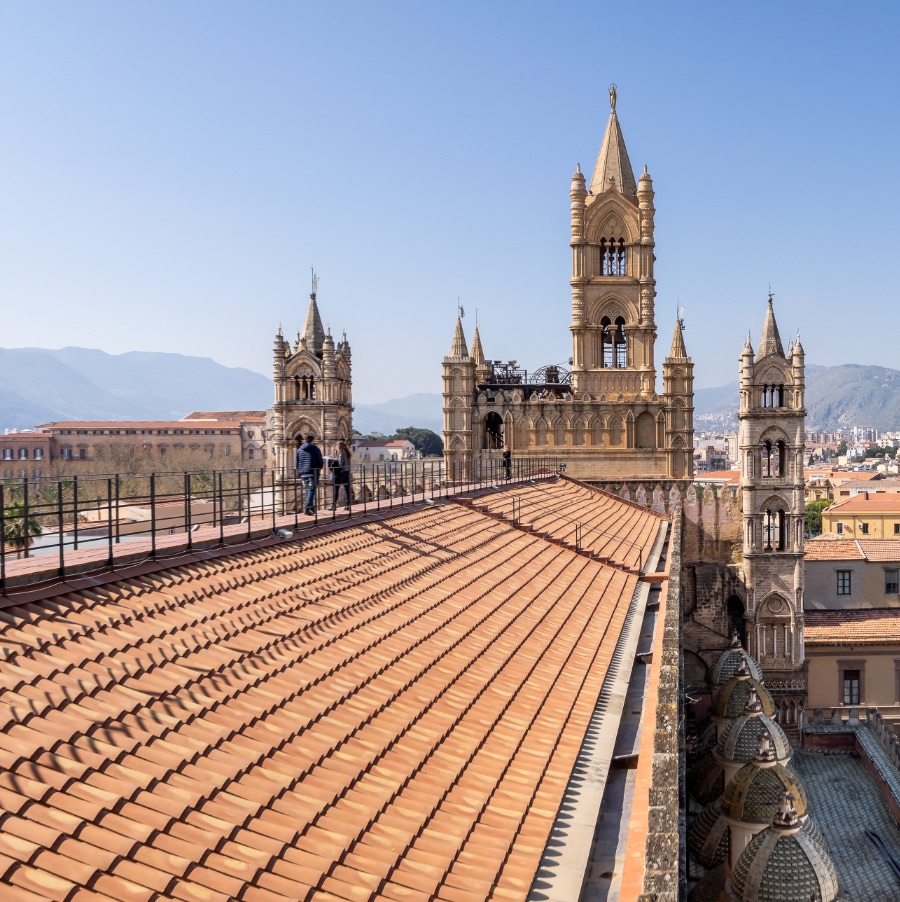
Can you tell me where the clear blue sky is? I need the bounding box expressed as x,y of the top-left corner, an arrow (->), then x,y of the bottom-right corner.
1,2 -> 897,404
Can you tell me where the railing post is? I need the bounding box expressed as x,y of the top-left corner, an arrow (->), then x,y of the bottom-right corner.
185,473 -> 193,552
57,481 -> 65,579
73,476 -> 79,551
106,478 -> 114,565
271,469 -> 276,532
114,473 -> 121,544
22,477 -> 30,559
218,472 -> 225,545
150,472 -> 157,560
245,470 -> 252,540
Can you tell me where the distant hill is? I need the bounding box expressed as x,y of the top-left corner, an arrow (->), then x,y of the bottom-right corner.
694,364 -> 900,432
0,347 -> 272,428
4,348 -> 897,436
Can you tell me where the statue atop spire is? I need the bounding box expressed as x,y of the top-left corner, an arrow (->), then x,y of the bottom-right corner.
590,85 -> 637,195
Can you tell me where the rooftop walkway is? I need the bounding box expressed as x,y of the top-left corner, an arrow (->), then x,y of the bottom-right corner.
0,479 -> 670,902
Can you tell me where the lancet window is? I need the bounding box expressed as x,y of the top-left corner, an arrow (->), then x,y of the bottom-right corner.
600,316 -> 628,368
761,440 -> 786,478
293,375 -> 317,401
763,508 -> 787,551
599,238 -> 626,276
761,384 -> 785,407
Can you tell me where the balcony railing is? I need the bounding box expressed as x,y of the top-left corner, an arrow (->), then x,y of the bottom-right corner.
0,457 -> 561,594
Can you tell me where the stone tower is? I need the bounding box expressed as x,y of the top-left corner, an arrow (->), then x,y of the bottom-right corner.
442,87 -> 693,485
269,285 -> 353,475
738,294 -> 806,721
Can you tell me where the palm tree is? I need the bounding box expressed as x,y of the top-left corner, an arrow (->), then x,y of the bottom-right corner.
3,500 -> 43,558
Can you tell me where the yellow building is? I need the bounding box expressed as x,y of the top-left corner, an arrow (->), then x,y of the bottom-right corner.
821,492 -> 900,538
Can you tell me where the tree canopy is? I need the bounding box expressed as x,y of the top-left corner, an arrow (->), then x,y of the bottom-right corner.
804,499 -> 832,537
392,427 -> 443,457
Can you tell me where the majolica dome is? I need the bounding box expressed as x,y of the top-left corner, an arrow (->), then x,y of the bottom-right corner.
723,736 -> 808,824
731,794 -> 839,902
687,800 -> 729,869
712,659 -> 775,721
710,635 -> 764,687
717,689 -> 791,765
687,864 -> 727,902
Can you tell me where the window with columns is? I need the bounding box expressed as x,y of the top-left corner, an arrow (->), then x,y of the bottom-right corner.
600,316 -> 627,368
761,384 -> 785,407
599,237 -> 626,276
761,439 -> 786,477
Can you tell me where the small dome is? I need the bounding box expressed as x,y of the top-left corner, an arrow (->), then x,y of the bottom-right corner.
731,794 -> 839,902
717,690 -> 791,765
710,636 -> 763,687
687,864 -> 728,902
712,660 -> 776,720
687,800 -> 729,868
722,736 -> 809,825
688,750 -> 727,805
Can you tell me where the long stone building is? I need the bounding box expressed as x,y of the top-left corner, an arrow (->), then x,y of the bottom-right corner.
442,87 -> 694,483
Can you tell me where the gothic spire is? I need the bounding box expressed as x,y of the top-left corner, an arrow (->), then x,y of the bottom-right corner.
757,292 -> 785,359
449,317 -> 468,357
589,85 -> 637,196
301,291 -> 325,357
470,326 -> 485,366
668,317 -> 687,359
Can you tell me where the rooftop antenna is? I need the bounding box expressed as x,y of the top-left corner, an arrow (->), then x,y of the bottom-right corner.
311,267 -> 319,298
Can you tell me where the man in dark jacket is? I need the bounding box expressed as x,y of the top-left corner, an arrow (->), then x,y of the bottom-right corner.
295,434 -> 324,514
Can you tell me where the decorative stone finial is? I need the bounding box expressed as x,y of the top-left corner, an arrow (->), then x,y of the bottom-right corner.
744,687 -> 762,715
609,83 -> 617,111
772,792 -> 799,829
735,657 -> 750,678
730,631 -> 742,649
754,733 -> 776,764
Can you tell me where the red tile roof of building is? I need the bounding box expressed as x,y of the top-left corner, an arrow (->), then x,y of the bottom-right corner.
804,538 -> 865,561
183,411 -> 267,421
805,609 -> 900,644
0,478 -> 664,900
37,421 -> 245,430
825,493 -> 900,513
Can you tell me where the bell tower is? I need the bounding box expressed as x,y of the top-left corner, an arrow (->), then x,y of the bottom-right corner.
569,85 -> 658,400
739,293 -> 807,722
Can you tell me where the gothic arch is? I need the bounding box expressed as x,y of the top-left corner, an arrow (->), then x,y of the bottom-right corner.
636,411 -> 656,449
583,196 -> 640,245
288,417 -> 320,441
449,368 -> 465,394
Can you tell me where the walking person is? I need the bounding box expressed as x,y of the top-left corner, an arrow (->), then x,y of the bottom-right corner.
502,448 -> 511,480
296,434 -> 324,515
330,440 -> 352,510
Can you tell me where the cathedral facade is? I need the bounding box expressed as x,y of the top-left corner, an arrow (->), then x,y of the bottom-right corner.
442,88 -> 694,482
268,286 -> 353,475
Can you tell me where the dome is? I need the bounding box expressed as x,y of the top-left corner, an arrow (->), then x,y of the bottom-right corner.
723,735 -> 808,825
687,800 -> 729,869
731,794 -> 839,902
688,750 -> 726,805
710,636 -> 763,687
717,689 -> 791,765
687,864 -> 728,902
712,659 -> 775,721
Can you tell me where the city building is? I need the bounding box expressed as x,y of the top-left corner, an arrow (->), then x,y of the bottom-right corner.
442,88 -> 694,483
0,430 -> 52,478
352,438 -> 416,461
821,492 -> 900,537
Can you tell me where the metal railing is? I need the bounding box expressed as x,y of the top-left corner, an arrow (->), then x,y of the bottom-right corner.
0,457 -> 561,593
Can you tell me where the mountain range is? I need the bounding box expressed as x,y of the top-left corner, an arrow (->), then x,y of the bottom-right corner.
2,348 -> 899,436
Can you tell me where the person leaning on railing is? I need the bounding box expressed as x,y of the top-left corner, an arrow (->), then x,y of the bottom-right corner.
295,435 -> 323,515
330,441 -> 352,510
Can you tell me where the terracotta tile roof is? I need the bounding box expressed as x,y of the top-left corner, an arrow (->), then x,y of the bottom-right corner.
0,480 -> 663,901
826,494 -> 900,513
183,412 -> 267,422
695,470 -> 740,483
805,609 -> 900,644
36,421 -> 245,430
804,538 -> 865,561
857,540 -> 900,562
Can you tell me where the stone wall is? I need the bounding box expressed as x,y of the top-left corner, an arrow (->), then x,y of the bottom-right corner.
638,508 -> 684,901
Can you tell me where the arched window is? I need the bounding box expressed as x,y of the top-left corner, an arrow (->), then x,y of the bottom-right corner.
483,412 -> 503,450
761,439 -> 786,477
599,237 -> 626,276
600,316 -> 627,368
763,509 -> 787,551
